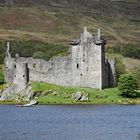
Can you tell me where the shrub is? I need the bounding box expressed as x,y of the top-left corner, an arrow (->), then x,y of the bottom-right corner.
118,74 -> 138,97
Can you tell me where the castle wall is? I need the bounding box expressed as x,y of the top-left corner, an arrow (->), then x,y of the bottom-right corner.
4,27 -> 116,90
13,40 -> 105,89
13,62 -> 28,92
107,58 -> 116,87
4,58 -> 15,83
16,56 -> 73,87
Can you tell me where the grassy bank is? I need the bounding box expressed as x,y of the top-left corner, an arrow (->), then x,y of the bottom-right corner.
0,82 -> 140,105
31,82 -> 140,105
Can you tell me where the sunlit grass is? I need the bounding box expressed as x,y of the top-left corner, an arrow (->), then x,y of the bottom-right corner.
31,82 -> 135,104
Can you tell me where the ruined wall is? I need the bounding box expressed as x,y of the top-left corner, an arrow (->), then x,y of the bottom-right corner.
4,28 -> 116,90
4,57 -> 15,83
107,58 -> 116,87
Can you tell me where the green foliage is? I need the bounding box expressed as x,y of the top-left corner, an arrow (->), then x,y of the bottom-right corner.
10,41 -> 69,61
33,51 -> 45,59
118,74 -> 138,97
0,69 -> 4,84
115,55 -> 125,82
132,66 -> 140,88
106,44 -> 140,59
121,44 -> 140,59
0,41 -> 69,64
0,41 -> 6,64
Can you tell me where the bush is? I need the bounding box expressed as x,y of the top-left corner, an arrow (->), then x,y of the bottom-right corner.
0,69 -> 4,84
118,74 -> 138,97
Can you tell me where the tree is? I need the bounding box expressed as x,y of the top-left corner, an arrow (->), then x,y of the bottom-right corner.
118,74 -> 138,97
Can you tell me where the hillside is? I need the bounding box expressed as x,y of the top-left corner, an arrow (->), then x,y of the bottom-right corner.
0,0 -> 139,46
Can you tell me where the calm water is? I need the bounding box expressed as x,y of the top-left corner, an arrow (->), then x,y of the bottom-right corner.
0,105 -> 140,140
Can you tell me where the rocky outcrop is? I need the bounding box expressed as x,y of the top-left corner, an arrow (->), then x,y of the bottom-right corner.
0,85 -> 34,101
72,92 -> 89,102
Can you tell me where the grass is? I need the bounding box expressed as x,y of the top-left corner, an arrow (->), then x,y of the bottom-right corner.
0,82 -> 139,105
31,82 -> 140,105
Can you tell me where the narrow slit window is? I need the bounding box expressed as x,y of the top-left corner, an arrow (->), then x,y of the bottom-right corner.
77,63 -> 79,69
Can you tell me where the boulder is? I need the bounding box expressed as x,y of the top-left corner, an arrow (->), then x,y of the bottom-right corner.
80,94 -> 89,101
72,92 -> 89,102
0,85 -> 34,101
72,92 -> 83,101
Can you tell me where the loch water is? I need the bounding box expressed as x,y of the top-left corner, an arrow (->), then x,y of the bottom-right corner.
0,105 -> 140,140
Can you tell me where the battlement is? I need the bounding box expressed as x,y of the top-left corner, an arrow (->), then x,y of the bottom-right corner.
70,27 -> 106,47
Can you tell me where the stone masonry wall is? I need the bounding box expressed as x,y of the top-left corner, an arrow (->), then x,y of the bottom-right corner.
4,27 -> 116,90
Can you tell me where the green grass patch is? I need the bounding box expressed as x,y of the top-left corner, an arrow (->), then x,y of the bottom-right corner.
31,82 -> 132,104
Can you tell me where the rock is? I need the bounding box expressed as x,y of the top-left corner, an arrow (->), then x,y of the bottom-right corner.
80,94 -> 89,101
72,92 -> 83,101
33,91 -> 42,97
72,92 -> 89,102
42,90 -> 53,95
0,85 -> 34,101
52,91 -> 59,96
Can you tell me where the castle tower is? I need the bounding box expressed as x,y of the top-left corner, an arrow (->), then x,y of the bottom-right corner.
71,27 -> 106,89
13,63 -> 29,92
94,28 -> 106,89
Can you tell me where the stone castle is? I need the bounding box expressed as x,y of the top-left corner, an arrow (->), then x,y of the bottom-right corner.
2,27 -> 116,100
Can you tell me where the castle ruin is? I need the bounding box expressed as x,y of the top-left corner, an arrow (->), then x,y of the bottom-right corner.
1,27 -> 116,100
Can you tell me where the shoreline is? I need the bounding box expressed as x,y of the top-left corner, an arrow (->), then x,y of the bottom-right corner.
0,99 -> 140,105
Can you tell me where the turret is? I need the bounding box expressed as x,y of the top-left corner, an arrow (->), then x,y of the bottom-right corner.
13,62 -> 29,91
97,28 -> 101,41
6,41 -> 12,58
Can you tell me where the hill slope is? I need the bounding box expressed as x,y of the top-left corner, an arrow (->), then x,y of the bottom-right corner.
0,0 -> 139,46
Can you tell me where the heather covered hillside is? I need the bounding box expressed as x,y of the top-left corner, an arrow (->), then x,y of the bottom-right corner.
0,0 -> 139,46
